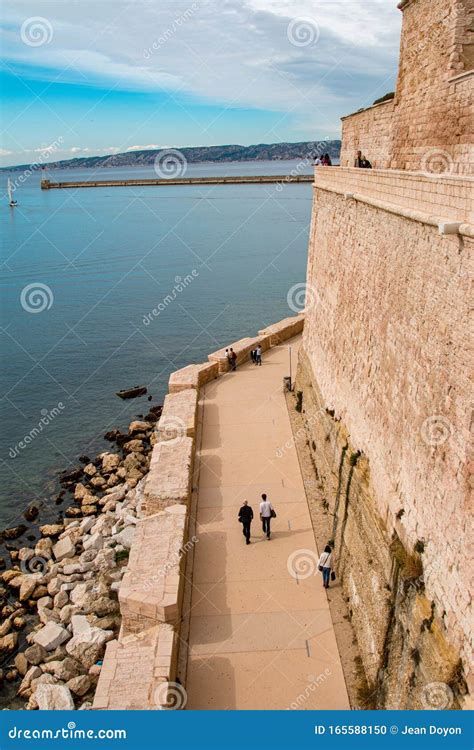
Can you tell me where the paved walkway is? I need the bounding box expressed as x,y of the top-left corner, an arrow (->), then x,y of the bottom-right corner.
186,336 -> 349,709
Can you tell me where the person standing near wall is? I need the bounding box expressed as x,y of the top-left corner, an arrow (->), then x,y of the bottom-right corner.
238,500 -> 254,545
318,545 -> 334,588
255,345 -> 262,366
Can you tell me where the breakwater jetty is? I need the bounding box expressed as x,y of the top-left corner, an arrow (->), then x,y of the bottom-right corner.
40,174 -> 314,190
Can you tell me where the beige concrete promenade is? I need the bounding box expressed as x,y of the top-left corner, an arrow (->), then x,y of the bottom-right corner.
186,336 -> 350,710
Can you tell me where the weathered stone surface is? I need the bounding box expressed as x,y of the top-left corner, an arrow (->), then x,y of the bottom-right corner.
119,505 -> 186,633
111,526 -> 135,550
0,632 -> 18,653
142,438 -> 193,516
18,666 -> 42,696
14,652 -> 29,676
53,536 -> 76,562
129,420 -> 151,435
83,533 -> 104,552
93,624 -> 176,710
33,622 -> 70,651
41,657 -> 83,682
258,315 -> 304,346
19,577 -> 38,602
24,643 -> 48,666
168,361 -> 219,392
35,683 -> 75,710
157,389 -> 198,441
67,674 -> 91,696
102,453 -> 121,473
66,627 -> 114,669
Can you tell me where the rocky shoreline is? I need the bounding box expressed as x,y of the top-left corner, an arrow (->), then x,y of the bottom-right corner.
0,404 -> 161,710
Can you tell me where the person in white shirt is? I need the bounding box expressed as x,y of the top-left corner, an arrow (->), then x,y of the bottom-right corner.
255,345 -> 262,366
318,545 -> 333,588
259,493 -> 274,539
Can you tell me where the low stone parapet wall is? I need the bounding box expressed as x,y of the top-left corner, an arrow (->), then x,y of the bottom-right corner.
168,361 -> 219,392
119,505 -> 187,633
157,389 -> 198,440
142,438 -> 194,516
258,314 -> 304,345
93,313 -> 304,709
208,334 -> 271,373
92,623 -> 177,710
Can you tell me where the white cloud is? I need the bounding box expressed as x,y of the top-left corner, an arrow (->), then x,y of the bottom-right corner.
126,144 -> 161,151
2,0 -> 402,117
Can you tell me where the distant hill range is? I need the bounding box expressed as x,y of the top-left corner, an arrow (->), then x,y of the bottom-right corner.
3,141 -> 341,172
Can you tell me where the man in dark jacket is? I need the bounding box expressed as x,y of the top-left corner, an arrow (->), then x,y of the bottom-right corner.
238,500 -> 253,544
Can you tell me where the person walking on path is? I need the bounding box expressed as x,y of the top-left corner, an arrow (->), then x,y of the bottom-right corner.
318,545 -> 334,588
255,345 -> 262,366
238,500 -> 253,545
259,493 -> 275,539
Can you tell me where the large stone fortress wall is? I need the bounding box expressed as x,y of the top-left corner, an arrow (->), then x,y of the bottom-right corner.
340,0 -> 473,173
297,0 -> 473,709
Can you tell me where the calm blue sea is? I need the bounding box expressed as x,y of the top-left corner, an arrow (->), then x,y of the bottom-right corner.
0,160 -> 313,529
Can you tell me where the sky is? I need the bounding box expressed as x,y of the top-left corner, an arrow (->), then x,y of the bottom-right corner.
0,0 -> 402,167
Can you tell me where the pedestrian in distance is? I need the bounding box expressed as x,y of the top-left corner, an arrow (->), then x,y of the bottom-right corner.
238,500 -> 253,544
259,493 -> 275,539
318,544 -> 334,588
255,345 -> 262,366
250,348 -> 256,363
228,347 -> 237,371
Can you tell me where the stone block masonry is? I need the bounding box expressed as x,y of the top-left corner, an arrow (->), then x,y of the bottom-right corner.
296,155 -> 473,706
340,0 -> 473,174
142,438 -> 194,516
93,314 -> 305,709
157,389 -> 198,441
119,505 -> 187,634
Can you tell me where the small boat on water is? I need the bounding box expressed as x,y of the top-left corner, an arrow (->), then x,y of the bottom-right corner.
116,385 -> 148,400
7,178 -> 18,207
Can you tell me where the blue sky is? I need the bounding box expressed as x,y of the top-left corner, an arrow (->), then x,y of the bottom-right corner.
1,0 -> 402,167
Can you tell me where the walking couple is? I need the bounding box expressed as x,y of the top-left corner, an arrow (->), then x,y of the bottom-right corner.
238,493 -> 276,544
